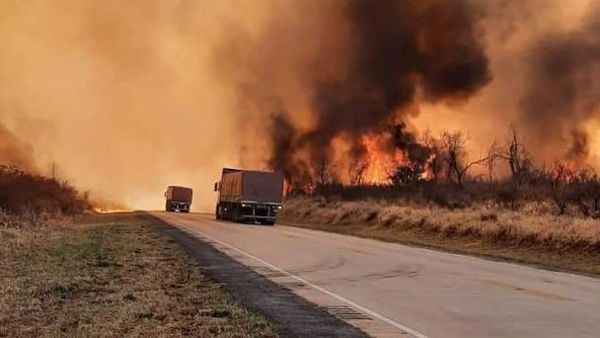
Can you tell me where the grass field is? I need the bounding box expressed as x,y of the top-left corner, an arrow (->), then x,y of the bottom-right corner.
279,197 -> 600,276
0,212 -> 276,337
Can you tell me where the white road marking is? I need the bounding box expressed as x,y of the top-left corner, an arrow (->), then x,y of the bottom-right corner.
175,222 -> 429,338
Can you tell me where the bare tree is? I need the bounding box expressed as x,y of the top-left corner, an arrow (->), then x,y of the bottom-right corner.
498,126 -> 531,185
486,140 -> 502,184
440,131 -> 488,186
314,153 -> 335,190
549,162 -> 572,215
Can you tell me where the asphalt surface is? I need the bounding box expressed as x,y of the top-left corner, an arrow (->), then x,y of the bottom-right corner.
151,214 -> 368,338
152,211 -> 600,338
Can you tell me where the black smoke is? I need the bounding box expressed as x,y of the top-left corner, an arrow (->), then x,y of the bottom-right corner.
519,2 -> 599,164
269,0 -> 491,183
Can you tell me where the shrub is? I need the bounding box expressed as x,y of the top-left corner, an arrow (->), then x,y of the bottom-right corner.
0,165 -> 89,216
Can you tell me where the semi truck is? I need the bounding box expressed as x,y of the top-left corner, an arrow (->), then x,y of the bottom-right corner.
164,186 -> 193,212
214,168 -> 284,225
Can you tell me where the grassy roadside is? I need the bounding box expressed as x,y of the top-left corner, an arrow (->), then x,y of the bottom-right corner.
0,212 -> 277,337
279,198 -> 600,276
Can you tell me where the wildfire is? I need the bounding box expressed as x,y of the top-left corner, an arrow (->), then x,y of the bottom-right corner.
551,160 -> 589,183
93,208 -> 132,214
361,134 -> 406,184
91,198 -> 131,214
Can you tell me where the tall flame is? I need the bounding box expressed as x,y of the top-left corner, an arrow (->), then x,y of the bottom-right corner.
361,134 -> 407,184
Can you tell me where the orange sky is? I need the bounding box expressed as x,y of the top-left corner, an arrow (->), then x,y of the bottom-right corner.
0,0 -> 597,211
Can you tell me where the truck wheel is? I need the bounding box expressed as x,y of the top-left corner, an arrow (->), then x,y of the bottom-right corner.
215,204 -> 221,220
261,220 -> 275,226
232,205 -> 240,223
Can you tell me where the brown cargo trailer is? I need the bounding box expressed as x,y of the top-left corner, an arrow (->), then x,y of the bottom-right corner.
164,186 -> 193,212
214,168 -> 284,225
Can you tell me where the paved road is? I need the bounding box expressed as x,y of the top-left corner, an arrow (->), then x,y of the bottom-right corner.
152,212 -> 600,338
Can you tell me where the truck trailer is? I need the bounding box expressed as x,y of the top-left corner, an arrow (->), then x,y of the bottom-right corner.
214,168 -> 284,225
164,186 -> 193,212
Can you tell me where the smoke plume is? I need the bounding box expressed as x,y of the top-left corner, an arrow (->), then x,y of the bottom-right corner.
519,2 -> 599,165
0,0 -> 597,210
0,123 -> 33,170
221,0 -> 491,184
0,0 -> 249,211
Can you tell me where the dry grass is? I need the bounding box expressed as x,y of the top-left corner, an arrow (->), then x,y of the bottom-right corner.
0,212 -> 276,337
279,197 -> 600,275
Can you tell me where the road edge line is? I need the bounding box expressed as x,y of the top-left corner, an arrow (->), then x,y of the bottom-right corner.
177,223 -> 429,338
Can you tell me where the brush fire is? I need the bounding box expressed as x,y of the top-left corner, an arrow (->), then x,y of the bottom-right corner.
0,0 -> 598,213
3,4 -> 600,338
361,134 -> 402,184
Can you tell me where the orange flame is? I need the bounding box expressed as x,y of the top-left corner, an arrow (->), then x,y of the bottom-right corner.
361,134 -> 407,184
551,160 -> 587,183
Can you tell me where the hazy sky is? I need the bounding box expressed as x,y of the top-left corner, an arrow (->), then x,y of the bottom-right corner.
0,0 -> 597,211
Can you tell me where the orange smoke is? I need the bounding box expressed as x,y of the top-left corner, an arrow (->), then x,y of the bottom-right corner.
0,0 -> 597,211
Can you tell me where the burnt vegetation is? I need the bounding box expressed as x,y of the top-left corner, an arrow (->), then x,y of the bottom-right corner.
289,126 -> 600,219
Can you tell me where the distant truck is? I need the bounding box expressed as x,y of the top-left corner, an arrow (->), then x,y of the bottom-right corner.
164,186 -> 193,212
214,168 -> 284,225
